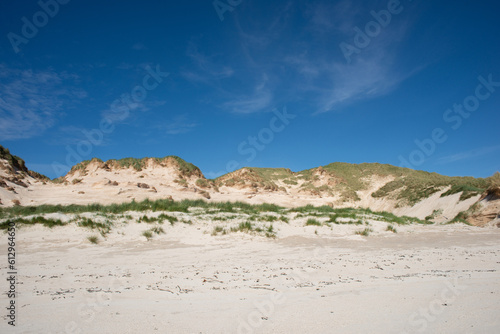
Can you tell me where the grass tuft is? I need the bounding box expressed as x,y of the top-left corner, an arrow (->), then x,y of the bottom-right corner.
386,225 -> 397,233
142,230 -> 153,240
87,235 -> 99,244
150,226 -> 165,235
355,228 -> 373,236
305,218 -> 322,226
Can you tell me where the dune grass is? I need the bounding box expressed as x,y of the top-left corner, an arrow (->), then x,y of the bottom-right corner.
355,228 -> 373,236
142,230 -> 153,240
446,211 -> 472,225
386,225 -> 397,233
440,185 -> 484,201
0,199 -> 432,230
0,216 -> 66,230
150,226 -> 165,235
210,221 -> 276,238
305,218 -> 322,226
77,218 -> 112,236
0,198 -> 285,219
87,235 -> 99,244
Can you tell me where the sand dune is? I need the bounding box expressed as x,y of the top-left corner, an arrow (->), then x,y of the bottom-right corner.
1,147 -> 499,333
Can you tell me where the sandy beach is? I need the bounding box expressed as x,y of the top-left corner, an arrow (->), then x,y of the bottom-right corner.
1,214 -> 499,334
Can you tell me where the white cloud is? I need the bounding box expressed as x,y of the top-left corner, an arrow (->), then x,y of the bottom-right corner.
101,99 -> 167,123
182,42 -> 274,113
437,146 -> 500,165
288,1 -> 424,114
181,1 -> 422,116
0,65 -> 86,140
315,54 -> 405,113
222,78 -> 273,114
158,114 -> 197,135
184,43 -> 234,81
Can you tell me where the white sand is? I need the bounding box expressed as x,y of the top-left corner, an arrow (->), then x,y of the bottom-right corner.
1,217 -> 499,333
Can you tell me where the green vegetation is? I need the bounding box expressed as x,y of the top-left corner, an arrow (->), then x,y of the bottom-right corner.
211,226 -> 226,236
243,168 -> 294,182
440,185 -> 484,201
327,208 -> 360,222
211,215 -> 239,221
0,199 -> 246,218
77,218 -> 112,236
290,204 -> 335,214
386,225 -> 397,233
305,218 -> 322,226
115,157 -> 148,171
3,140 -> 497,207
0,200 -> 430,227
69,158 -> 103,174
368,210 -> 429,225
446,211 -> 472,225
355,228 -> 373,236
195,178 -> 209,188
0,197 -> 469,239
0,216 -> 66,230
249,214 -> 279,222
490,172 -> 500,187
371,167 -> 490,206
425,209 -> 443,221
222,162 -> 495,206
232,221 -> 253,232
0,199 -> 440,241
265,224 -> 276,238
210,221 -> 276,238
328,216 -> 364,225
150,226 -> 165,235
137,214 -> 177,225
174,178 -> 188,186
168,156 -> 201,176
138,215 -> 158,223
0,145 -> 29,175
158,214 -> 178,224
87,235 -> 99,244
68,156 -> 201,177
142,230 -> 153,240
215,167 -> 293,191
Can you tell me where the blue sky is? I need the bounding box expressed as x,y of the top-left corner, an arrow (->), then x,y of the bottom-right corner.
1,0 -> 499,179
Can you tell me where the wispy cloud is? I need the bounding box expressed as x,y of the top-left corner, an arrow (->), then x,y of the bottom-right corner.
301,1 -> 423,113
101,100 -> 166,123
222,74 -> 273,114
157,114 -> 197,135
0,65 -> 87,140
314,53 -> 415,114
183,43 -> 234,83
180,1 -> 422,116
182,42 -> 274,113
437,146 -> 500,165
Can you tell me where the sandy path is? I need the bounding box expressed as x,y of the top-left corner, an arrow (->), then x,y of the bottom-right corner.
1,227 -> 500,333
